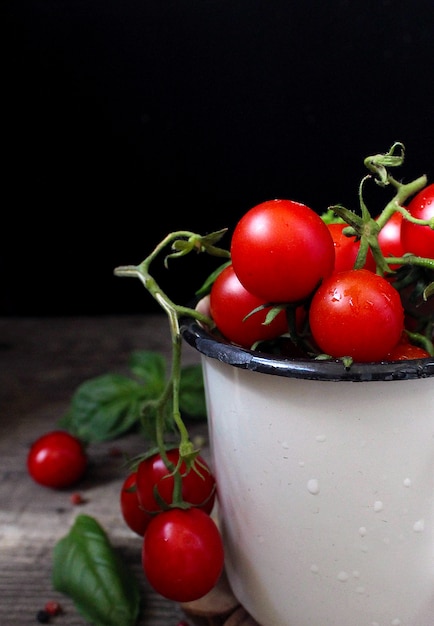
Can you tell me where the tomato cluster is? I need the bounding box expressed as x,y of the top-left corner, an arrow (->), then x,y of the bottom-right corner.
119,449 -> 224,603
26,159 -> 432,620
209,185 -> 434,362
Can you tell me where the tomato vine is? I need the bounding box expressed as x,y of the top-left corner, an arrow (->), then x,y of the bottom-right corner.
114,142 -> 433,489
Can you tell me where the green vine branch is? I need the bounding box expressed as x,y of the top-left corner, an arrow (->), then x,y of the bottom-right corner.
329,143 -> 432,277
114,230 -> 231,501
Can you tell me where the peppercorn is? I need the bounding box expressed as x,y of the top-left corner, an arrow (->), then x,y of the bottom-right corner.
70,492 -> 85,505
36,609 -> 50,623
44,601 -> 62,616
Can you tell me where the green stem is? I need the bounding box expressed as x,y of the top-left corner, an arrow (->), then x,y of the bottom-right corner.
114,230 -> 230,507
405,330 -> 434,356
333,169 -> 430,277
375,175 -> 428,229
384,254 -> 434,272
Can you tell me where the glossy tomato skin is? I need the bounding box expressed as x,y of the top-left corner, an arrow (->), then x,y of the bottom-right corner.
400,183 -> 434,258
27,430 -> 88,489
136,449 -> 216,515
386,341 -> 431,361
377,211 -> 405,269
120,471 -> 151,536
309,269 -> 404,362
142,507 -> 224,602
230,199 -> 335,303
209,264 -> 288,348
327,223 -> 376,273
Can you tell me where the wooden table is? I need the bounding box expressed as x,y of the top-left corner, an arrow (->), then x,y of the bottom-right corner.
0,315 -> 254,626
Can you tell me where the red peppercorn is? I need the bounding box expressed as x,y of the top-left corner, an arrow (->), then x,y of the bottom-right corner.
44,601 -> 62,616
70,492 -> 85,505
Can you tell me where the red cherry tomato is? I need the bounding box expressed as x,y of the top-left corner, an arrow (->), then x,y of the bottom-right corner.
209,264 -> 288,348
386,341 -> 431,361
120,471 -> 151,536
136,448 -> 216,515
27,430 -> 88,489
309,269 -> 404,362
230,199 -> 335,303
400,183 -> 434,258
327,222 -> 376,273
377,211 -> 405,269
142,507 -> 224,602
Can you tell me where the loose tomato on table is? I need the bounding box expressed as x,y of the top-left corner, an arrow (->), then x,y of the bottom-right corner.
136,448 -> 216,515
230,199 -> 335,303
309,269 -> 405,362
27,430 -> 88,489
120,471 -> 151,536
142,507 -> 224,602
209,264 -> 288,348
400,183 -> 434,258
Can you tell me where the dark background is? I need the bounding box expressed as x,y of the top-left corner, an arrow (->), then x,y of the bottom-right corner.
3,0 -> 434,316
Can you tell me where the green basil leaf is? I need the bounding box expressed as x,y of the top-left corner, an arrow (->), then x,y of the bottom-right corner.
52,514 -> 140,626
128,350 -> 167,391
59,373 -> 149,442
179,364 -> 207,419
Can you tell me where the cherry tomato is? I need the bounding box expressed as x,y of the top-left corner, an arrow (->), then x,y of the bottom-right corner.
309,269 -> 404,362
209,264 -> 288,348
400,183 -> 434,258
230,199 -> 335,303
27,430 -> 88,489
386,341 -> 431,361
327,222 -> 376,273
377,211 -> 405,269
142,507 -> 224,602
120,471 -> 151,536
136,448 -> 216,515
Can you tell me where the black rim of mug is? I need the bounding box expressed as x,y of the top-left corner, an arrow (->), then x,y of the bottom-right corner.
180,316 -> 434,382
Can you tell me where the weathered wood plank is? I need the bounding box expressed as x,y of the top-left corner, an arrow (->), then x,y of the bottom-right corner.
2,316 -> 252,625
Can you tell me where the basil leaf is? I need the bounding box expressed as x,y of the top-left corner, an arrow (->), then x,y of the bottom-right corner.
128,350 -> 167,390
52,514 -> 140,626
58,351 -> 206,443
59,373 -> 150,443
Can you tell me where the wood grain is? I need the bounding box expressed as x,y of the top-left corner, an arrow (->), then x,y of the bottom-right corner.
0,316 -> 259,625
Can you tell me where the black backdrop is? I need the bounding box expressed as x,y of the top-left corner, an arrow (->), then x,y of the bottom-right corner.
4,0 -> 434,315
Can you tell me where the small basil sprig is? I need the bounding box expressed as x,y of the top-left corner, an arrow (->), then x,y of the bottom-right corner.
58,350 -> 206,444
52,514 -> 140,626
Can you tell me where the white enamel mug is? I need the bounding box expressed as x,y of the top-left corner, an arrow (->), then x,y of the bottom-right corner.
182,317 -> 434,626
